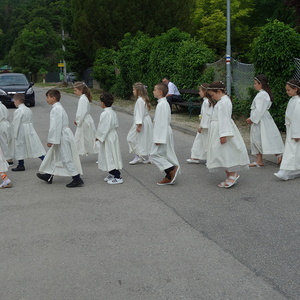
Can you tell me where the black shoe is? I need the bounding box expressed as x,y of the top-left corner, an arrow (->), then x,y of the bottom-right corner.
36,173 -> 53,184
66,178 -> 84,188
12,165 -> 25,171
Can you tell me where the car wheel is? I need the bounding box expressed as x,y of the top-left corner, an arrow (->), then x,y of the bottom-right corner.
30,99 -> 35,107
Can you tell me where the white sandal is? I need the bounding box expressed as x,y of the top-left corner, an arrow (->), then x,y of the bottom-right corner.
249,162 -> 263,167
225,174 -> 240,189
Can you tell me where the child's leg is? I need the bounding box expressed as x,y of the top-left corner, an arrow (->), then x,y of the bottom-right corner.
66,174 -> 84,188
109,169 -> 121,179
164,166 -> 175,179
250,153 -> 263,167
0,172 -> 12,189
12,160 -> 25,171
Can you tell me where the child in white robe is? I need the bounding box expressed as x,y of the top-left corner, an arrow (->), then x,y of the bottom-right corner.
127,82 -> 153,164
187,83 -> 214,163
0,145 -> 12,188
37,89 -> 83,188
246,74 -> 284,167
73,82 -> 96,155
96,93 -> 123,184
0,100 -> 13,166
207,81 -> 249,188
275,79 -> 300,180
12,93 -> 45,171
150,83 -> 180,185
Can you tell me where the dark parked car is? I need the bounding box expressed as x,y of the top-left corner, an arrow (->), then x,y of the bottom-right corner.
66,72 -> 78,83
0,73 -> 35,107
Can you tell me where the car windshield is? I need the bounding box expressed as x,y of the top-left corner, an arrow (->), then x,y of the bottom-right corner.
0,75 -> 29,86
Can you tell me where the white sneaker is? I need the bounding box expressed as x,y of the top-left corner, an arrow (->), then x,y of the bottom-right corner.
107,177 -> 123,184
186,158 -> 200,164
0,179 -> 13,189
129,156 -> 142,165
104,174 -> 114,182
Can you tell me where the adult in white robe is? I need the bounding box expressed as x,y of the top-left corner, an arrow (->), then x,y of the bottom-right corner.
275,95 -> 300,180
207,95 -> 249,172
39,102 -> 82,176
189,97 -> 213,161
0,101 -> 13,161
249,90 -> 284,156
74,94 -> 96,155
96,107 -> 123,172
127,96 -> 153,157
12,103 -> 45,160
150,97 -> 179,171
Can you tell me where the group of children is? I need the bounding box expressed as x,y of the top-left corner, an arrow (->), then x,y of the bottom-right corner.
1,75 -> 299,189
186,75 -> 300,187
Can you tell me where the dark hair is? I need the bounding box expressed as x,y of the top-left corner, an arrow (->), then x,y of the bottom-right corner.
46,89 -> 61,101
155,83 -> 168,97
162,76 -> 170,81
286,79 -> 300,96
100,93 -> 114,107
73,82 -> 92,102
200,83 -> 214,107
13,93 -> 25,103
255,74 -> 274,102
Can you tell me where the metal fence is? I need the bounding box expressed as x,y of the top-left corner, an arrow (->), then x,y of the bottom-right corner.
206,56 -> 300,100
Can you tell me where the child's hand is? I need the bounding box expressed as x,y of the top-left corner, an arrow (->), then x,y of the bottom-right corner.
293,138 -> 300,142
136,124 -> 142,133
198,128 -> 202,133
74,121 -> 77,125
47,143 -> 53,148
155,143 -> 161,145
220,137 -> 227,144
246,118 -> 253,124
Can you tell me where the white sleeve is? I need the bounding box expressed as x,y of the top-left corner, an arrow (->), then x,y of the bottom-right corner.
250,93 -> 270,124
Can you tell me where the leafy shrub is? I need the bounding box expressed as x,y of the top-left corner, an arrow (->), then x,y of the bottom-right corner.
251,19 -> 300,129
93,27 -> 215,98
92,48 -> 117,91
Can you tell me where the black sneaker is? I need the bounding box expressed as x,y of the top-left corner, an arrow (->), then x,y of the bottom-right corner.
66,178 -> 84,188
12,165 -> 25,171
36,173 -> 53,184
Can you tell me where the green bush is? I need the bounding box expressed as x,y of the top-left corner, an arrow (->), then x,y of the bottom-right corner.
251,19 -> 300,129
92,48 -> 117,91
93,27 -> 215,99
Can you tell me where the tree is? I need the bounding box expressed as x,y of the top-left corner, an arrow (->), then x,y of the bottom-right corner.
285,0 -> 300,29
6,17 -> 61,79
70,0 -> 195,60
251,19 -> 300,128
191,0 -> 254,56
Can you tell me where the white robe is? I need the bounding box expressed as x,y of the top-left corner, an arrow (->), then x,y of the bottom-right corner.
0,102 -> 13,160
12,103 -> 45,160
276,95 -> 300,180
96,107 -> 123,172
74,94 -> 96,155
0,145 -> 8,172
249,90 -> 284,155
150,97 -> 179,171
127,96 -> 153,156
207,95 -> 249,172
39,102 -> 83,176
190,98 -> 213,160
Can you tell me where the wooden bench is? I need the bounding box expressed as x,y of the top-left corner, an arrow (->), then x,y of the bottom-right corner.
172,89 -> 202,118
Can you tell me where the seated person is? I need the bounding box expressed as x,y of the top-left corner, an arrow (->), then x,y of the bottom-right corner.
162,77 -> 182,111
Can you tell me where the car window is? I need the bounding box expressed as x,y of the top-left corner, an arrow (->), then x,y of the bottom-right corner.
0,75 -> 29,86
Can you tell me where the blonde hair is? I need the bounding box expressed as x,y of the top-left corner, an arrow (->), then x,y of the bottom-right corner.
73,82 -> 92,102
133,82 -> 151,111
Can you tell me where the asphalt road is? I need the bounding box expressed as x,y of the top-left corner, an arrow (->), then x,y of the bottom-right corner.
0,86 -> 299,300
